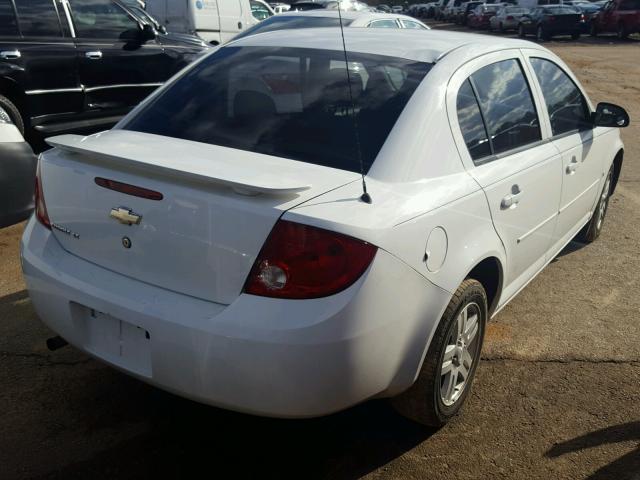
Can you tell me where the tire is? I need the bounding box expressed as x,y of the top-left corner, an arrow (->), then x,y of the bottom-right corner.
578,165 -> 613,243
590,21 -> 598,37
391,279 -> 487,427
518,23 -> 526,37
571,32 -> 580,40
536,25 -> 549,41
499,22 -> 504,33
0,94 -> 24,136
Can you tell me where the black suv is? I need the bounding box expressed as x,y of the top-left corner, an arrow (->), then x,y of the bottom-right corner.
0,0 -> 207,145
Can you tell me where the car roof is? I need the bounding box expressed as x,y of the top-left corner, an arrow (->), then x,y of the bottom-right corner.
228,28 -> 537,63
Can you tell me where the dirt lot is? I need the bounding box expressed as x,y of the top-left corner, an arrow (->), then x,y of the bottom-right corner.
1,36 -> 639,480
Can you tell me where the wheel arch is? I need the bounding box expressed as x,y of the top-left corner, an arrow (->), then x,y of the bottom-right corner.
0,76 -> 27,120
611,148 -> 624,195
465,256 -> 504,317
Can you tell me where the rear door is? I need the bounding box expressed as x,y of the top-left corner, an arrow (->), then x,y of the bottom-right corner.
69,0 -> 170,117
525,52 -> 609,250
8,0 -> 81,128
448,50 -> 562,300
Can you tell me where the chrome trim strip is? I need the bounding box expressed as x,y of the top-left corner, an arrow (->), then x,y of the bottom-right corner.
25,87 -> 83,95
558,178 -> 601,214
84,83 -> 162,92
517,212 -> 558,244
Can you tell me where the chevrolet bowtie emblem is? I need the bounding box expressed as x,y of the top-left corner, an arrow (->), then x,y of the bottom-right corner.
110,207 -> 142,226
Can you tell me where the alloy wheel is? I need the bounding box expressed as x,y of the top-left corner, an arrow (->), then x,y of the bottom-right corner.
440,302 -> 481,406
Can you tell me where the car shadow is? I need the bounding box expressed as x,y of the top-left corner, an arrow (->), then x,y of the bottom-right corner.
546,421 -> 640,479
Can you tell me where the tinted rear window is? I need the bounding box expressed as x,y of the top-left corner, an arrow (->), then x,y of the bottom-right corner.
124,46 -> 431,173
234,15 -> 353,41
0,0 -> 18,36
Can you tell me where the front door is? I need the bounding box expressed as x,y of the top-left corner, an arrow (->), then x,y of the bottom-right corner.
218,0 -> 244,43
526,54 -> 606,249
448,52 -> 563,300
68,0 -> 169,117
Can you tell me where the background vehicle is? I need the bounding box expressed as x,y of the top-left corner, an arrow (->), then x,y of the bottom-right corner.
23,28 -> 627,428
467,3 -> 501,27
590,0 -> 640,38
146,0 -> 274,44
0,100 -> 37,228
575,2 -> 602,31
0,0 -> 207,149
443,0 -> 464,20
490,5 -> 529,30
232,10 -> 429,40
518,5 -> 583,39
458,1 -> 484,24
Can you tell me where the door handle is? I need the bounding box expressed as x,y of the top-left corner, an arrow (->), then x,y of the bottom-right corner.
0,50 -> 21,60
501,185 -> 523,209
238,21 -> 243,29
566,156 -> 579,174
85,51 -> 102,60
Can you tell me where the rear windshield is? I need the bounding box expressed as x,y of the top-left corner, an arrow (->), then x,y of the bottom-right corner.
124,46 -> 431,173
234,15 -> 353,41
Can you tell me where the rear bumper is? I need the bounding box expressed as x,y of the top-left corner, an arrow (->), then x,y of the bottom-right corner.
21,218 -> 451,418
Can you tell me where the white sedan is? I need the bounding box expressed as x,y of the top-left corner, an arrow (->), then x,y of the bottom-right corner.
22,28 -> 628,426
233,10 -> 429,40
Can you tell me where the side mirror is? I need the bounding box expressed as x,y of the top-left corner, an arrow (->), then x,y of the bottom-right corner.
592,102 -> 630,128
140,23 -> 157,41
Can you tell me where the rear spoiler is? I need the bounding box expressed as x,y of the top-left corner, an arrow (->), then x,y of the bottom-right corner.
46,132 -> 312,196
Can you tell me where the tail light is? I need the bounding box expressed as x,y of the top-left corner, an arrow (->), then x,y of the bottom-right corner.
580,13 -> 585,20
244,220 -> 377,299
34,160 -> 51,229
507,15 -> 514,19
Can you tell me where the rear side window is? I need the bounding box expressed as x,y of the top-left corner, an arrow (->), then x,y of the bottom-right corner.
233,15 -> 353,41
530,58 -> 591,136
468,59 -> 541,157
0,0 -> 19,36
14,0 -> 63,37
457,80 -> 491,161
400,19 -> 427,28
369,19 -> 400,28
124,46 -> 432,173
70,0 -> 139,39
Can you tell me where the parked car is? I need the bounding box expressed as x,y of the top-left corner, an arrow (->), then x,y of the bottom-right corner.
377,3 -> 392,11
467,3 -> 501,28
458,1 -> 484,24
0,101 -> 37,228
489,5 -> 529,31
146,0 -> 274,45
443,0 -> 465,20
518,5 -> 583,39
575,2 -> 603,31
23,28 -> 628,426
0,0 -> 207,144
233,10 -> 429,40
392,5 -> 404,13
590,0 -> 640,38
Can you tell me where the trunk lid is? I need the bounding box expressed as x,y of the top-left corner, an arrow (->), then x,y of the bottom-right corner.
41,130 -> 358,304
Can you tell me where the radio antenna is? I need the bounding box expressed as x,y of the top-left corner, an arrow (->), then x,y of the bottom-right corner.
336,3 -> 371,204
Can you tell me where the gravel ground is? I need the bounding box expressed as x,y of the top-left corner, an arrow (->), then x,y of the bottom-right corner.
0,37 -> 639,480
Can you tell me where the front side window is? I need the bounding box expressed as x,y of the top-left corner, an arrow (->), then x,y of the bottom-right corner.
457,79 -> 491,162
368,19 -> 400,28
250,0 -> 272,20
124,46 -> 432,173
470,59 -> 541,156
70,0 -> 139,39
0,0 -> 18,36
14,0 -> 63,37
530,57 -> 591,136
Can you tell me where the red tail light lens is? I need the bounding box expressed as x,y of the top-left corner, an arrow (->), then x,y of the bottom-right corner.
244,220 -> 377,299
34,160 -> 51,229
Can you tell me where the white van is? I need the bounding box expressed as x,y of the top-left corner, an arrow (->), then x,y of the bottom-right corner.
146,0 -> 275,45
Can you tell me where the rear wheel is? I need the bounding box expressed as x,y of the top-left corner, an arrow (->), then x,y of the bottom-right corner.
499,22 -> 504,32
571,31 -> 581,40
590,21 -> 598,36
0,94 -> 24,135
579,165 -> 613,243
391,279 -> 487,427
